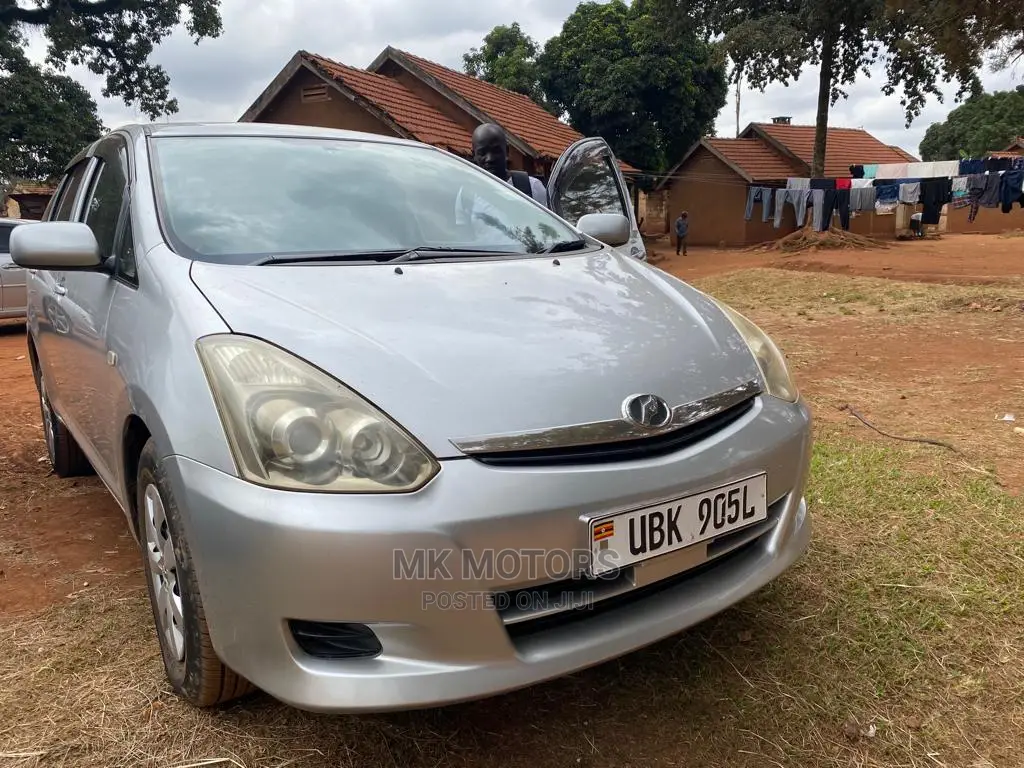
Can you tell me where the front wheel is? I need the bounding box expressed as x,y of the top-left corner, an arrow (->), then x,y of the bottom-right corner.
136,438 -> 255,707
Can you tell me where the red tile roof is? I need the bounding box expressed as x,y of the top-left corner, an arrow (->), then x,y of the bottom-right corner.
302,52 -> 473,155
888,145 -> 919,163
747,123 -> 913,177
390,49 -> 585,162
8,182 -> 56,195
705,138 -> 804,182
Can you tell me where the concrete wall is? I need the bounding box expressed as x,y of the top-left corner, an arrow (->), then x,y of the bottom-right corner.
945,201 -> 1024,233
257,68 -> 403,138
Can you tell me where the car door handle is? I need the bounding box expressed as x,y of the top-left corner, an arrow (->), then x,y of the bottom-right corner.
53,284 -> 67,296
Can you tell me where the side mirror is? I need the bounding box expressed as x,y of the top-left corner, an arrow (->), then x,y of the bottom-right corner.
576,212 -> 630,248
10,222 -> 101,270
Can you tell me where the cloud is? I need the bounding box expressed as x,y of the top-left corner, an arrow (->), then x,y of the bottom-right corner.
21,0 -> 1024,160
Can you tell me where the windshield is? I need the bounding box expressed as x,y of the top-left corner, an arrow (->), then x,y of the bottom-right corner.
149,135 -> 583,264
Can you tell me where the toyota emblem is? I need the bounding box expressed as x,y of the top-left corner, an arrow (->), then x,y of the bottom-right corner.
622,394 -> 672,428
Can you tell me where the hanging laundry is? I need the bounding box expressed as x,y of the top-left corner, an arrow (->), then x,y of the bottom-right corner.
951,176 -> 971,208
851,178 -> 873,189
907,162 -> 935,178
810,189 -> 827,231
786,178 -> 810,190
850,186 -> 877,212
999,170 -> 1024,213
1013,157 -> 1024,171
745,186 -> 774,222
933,161 -> 961,177
810,178 -> 836,190
875,163 -> 908,180
920,178 -> 953,225
835,178 -> 852,190
863,164 -> 878,179
822,188 -> 852,230
960,158 -> 985,175
986,157 -> 1012,172
899,182 -> 921,204
850,165 -> 865,179
874,184 -> 899,215
967,174 -> 1000,223
773,188 -> 811,229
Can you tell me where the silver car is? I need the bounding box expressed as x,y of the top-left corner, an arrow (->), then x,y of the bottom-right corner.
1,217 -> 32,319
12,122 -> 812,714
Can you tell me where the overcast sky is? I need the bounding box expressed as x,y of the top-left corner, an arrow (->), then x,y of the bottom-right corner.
21,0 -> 1024,163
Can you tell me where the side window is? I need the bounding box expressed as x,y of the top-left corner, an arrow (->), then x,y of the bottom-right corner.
51,161 -> 92,222
0,223 -> 14,253
114,210 -> 137,284
82,145 -> 129,259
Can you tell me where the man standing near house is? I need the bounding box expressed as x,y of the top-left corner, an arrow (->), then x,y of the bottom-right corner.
674,211 -> 689,256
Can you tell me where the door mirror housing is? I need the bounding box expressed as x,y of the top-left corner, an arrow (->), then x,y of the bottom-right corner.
576,213 -> 630,248
10,222 -> 101,270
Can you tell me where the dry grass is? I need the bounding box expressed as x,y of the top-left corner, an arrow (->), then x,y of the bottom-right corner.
1,430 -> 1022,768
692,268 -> 1024,321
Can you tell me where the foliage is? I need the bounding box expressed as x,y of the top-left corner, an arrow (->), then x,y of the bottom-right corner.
919,87 -> 1024,161
0,0 -> 223,119
655,0 -> 1020,177
463,23 -> 554,113
0,45 -> 104,186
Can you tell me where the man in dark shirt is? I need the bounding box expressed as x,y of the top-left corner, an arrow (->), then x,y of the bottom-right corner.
674,211 -> 689,255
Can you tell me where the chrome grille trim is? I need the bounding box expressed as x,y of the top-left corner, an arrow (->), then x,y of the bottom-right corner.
449,379 -> 762,455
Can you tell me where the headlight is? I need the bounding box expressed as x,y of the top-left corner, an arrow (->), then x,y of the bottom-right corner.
196,335 -> 440,492
710,298 -> 799,403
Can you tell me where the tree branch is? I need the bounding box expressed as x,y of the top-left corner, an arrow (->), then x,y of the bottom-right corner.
2,0 -> 132,27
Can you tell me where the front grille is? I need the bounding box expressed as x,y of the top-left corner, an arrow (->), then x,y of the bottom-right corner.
469,396 -> 756,467
496,494 -> 788,641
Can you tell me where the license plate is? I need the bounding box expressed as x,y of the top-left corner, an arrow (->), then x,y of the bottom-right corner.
589,473 -> 767,576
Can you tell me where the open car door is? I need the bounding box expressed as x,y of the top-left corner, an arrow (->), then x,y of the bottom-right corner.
546,137 -> 646,261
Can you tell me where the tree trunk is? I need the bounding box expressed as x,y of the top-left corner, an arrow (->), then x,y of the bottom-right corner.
812,29 -> 838,178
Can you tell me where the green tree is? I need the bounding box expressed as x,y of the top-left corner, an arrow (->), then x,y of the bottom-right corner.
0,0 -> 223,119
919,88 -> 1024,161
0,47 -> 104,187
463,22 -> 553,112
656,0 -> 1019,177
536,0 -> 727,173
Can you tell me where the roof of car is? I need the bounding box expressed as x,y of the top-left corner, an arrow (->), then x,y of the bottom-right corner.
132,121 -> 427,146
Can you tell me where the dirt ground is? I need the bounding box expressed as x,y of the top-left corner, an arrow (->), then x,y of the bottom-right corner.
0,232 -> 1022,767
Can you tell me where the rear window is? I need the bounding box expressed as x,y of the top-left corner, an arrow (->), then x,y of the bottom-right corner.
148,135 -> 579,264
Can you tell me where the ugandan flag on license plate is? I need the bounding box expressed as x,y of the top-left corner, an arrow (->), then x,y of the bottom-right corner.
593,520 -> 615,542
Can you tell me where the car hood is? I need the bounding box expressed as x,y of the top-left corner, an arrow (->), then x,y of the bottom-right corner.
189,251 -> 761,458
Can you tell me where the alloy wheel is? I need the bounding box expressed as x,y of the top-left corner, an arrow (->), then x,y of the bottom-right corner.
143,483 -> 186,662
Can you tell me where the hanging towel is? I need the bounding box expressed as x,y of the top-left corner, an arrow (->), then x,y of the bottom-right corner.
907,162 -> 933,178
852,178 -> 873,188
875,163 -> 907,180
899,182 -> 921,204
863,164 -> 878,179
850,186 -> 877,212
786,178 -> 811,190
933,161 -> 960,177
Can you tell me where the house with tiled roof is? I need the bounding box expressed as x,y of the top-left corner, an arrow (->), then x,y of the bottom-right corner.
239,47 -> 636,182
3,181 -> 57,220
654,120 -> 915,246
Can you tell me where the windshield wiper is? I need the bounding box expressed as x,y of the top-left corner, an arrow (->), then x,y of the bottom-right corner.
538,238 -> 589,254
254,247 -> 522,266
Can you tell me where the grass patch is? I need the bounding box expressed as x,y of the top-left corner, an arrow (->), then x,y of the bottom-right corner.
693,268 -> 1024,319
1,430 -> 1021,767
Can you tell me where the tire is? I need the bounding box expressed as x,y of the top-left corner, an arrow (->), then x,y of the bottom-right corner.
38,376 -> 93,478
136,438 -> 255,707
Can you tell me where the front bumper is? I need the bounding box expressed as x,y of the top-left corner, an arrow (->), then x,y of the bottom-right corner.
164,395 -> 813,713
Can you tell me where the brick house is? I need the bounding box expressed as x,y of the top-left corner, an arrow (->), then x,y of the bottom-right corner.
3,182 -> 57,220
655,121 -> 921,246
239,47 -> 636,184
